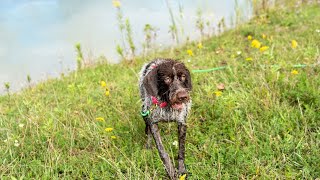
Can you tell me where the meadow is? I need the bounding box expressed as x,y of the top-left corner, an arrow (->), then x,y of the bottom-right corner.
1,2 -> 320,179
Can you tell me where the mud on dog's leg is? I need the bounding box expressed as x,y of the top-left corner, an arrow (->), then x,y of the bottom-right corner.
150,123 -> 177,179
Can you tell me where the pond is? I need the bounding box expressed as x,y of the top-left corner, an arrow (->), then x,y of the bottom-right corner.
0,0 -> 251,94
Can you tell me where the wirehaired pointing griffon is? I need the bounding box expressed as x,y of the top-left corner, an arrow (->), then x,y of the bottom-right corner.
139,58 -> 192,179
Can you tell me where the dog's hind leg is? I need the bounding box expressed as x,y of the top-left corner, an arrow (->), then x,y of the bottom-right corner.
143,117 -> 153,149
150,123 -> 177,179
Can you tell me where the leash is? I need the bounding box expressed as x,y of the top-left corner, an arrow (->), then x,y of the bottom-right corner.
191,64 -> 316,73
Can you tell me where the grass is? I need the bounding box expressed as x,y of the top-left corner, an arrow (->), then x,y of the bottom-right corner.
1,4 -> 320,179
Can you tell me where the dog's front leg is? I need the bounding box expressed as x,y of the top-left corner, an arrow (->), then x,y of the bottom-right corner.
178,122 -> 187,175
149,123 -> 177,179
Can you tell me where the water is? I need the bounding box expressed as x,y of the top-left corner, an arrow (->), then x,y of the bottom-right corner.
0,0 -> 251,94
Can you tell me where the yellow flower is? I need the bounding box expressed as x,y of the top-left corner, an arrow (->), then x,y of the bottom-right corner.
262,34 -> 267,39
105,89 -> 110,96
111,136 -> 117,139
291,40 -> 298,49
187,49 -> 194,56
259,46 -> 269,52
96,117 -> 105,122
214,91 -> 222,97
245,57 -> 253,61
105,127 -> 113,132
247,35 -> 252,40
100,81 -> 107,87
291,70 -> 299,75
197,42 -> 203,49
179,174 -> 187,180
112,0 -> 121,8
251,39 -> 261,49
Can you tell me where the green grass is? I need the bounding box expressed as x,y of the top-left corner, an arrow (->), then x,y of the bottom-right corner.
1,4 -> 320,179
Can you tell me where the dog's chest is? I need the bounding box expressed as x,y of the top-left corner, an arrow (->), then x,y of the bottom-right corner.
149,101 -> 191,124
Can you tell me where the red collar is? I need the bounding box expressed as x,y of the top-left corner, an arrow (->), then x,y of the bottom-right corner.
151,96 -> 168,108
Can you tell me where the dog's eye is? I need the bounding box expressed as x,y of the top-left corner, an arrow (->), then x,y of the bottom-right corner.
180,74 -> 186,82
164,76 -> 172,84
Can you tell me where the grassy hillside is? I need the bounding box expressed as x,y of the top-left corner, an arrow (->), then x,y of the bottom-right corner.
1,4 -> 320,179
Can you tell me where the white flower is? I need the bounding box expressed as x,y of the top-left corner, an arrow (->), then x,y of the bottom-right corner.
316,29 -> 320,33
19,124 -> 24,128
237,51 -> 242,55
172,140 -> 178,147
14,140 -> 20,147
187,59 -> 191,63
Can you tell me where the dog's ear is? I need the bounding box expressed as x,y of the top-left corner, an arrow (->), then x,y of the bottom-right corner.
185,68 -> 192,91
143,68 -> 158,96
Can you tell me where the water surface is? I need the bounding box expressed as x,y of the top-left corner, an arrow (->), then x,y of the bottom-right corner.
0,0 -> 251,94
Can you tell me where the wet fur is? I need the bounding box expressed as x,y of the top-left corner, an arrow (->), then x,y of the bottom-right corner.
139,58 -> 192,179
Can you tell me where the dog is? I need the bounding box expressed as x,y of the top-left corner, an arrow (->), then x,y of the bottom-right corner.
139,58 -> 192,179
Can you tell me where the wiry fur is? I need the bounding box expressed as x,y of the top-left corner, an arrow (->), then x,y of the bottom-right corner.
138,58 -> 192,179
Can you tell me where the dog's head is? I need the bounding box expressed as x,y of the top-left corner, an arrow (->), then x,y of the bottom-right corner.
144,60 -> 192,110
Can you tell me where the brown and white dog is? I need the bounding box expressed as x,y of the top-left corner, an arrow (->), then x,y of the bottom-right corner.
139,58 -> 192,179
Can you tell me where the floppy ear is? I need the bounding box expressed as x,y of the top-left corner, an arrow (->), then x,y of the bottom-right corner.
185,68 -> 192,91
143,68 -> 158,97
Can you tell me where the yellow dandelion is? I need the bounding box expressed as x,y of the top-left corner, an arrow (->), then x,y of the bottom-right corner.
100,81 -> 107,87
259,46 -> 269,52
105,89 -> 110,96
197,42 -> 203,49
251,39 -> 261,49
291,70 -> 299,75
105,127 -> 113,132
245,57 -> 253,61
112,0 -> 121,8
247,35 -> 252,40
214,91 -> 222,97
111,136 -> 117,139
187,49 -> 194,56
96,117 -> 105,122
179,174 -> 187,180
262,34 -> 267,39
291,40 -> 298,49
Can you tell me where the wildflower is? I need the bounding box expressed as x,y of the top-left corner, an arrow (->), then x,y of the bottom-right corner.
18,124 -> 24,128
105,89 -> 110,96
112,0 -> 121,8
214,91 -> 222,97
251,39 -> 261,49
197,42 -> 203,49
245,57 -> 253,61
262,34 -> 267,39
100,81 -> 107,87
236,51 -> 242,55
105,127 -> 113,132
14,140 -> 20,147
291,70 -> 299,75
291,40 -> 298,49
187,59 -> 191,63
172,140 -> 178,147
259,46 -> 269,52
96,117 -> 105,122
179,174 -> 187,180
187,49 -> 194,56
111,136 -> 117,139
316,29 -> 320,33
247,35 -> 252,40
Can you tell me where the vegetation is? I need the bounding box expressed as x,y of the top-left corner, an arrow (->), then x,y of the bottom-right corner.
1,3 -> 320,179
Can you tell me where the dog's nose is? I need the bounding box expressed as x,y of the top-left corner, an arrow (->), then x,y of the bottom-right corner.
177,91 -> 189,102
